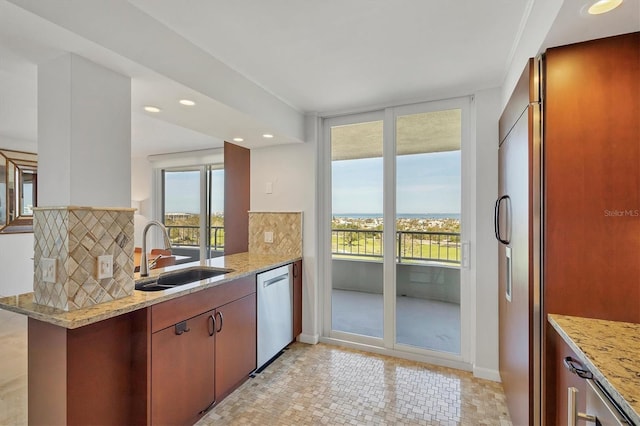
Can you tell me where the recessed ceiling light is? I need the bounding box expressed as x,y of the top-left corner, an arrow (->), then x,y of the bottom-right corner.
588,0 -> 623,14
262,134 -> 274,139
144,106 -> 161,113
179,99 -> 196,106
233,137 -> 244,142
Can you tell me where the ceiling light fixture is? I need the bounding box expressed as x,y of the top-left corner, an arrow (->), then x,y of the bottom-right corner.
179,99 -> 196,106
143,106 -> 161,113
262,134 -> 274,139
588,0 -> 623,14
233,137 -> 244,142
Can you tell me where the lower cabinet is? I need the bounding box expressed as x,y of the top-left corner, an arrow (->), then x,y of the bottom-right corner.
150,275 -> 257,426
546,324 -> 587,425
215,294 -> 257,400
151,310 -> 216,426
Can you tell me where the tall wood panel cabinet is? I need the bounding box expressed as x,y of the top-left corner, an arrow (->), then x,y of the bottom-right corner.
498,32 -> 639,425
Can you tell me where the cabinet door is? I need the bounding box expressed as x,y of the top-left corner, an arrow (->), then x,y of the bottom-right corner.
215,294 -> 257,400
152,310 -> 215,426
292,260 -> 303,338
545,324 -> 587,425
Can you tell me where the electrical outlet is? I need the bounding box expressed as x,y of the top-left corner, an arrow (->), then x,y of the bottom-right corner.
264,231 -> 274,243
97,255 -> 113,280
41,258 -> 56,283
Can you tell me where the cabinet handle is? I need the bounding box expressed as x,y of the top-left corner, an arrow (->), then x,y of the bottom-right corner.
494,195 -> 511,244
216,311 -> 224,333
208,314 -> 215,337
567,387 -> 596,426
563,356 -> 593,379
175,320 -> 190,335
293,263 -> 297,278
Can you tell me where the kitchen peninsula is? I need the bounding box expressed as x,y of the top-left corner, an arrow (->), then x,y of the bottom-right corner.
0,252 -> 302,425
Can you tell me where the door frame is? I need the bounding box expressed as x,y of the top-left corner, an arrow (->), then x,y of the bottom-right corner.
318,97 -> 472,368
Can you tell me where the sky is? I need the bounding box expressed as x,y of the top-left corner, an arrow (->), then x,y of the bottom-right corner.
164,169 -> 224,214
163,150 -> 460,215
332,151 -> 460,214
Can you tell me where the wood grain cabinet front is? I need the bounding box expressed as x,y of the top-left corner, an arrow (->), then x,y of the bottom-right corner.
151,310 -> 216,426
545,324 -> 587,425
292,260 -> 303,338
214,294 -> 257,400
149,275 -> 257,425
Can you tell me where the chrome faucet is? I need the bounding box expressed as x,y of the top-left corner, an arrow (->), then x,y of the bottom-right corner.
140,220 -> 172,277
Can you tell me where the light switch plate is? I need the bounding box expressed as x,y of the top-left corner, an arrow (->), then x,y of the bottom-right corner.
264,231 -> 274,243
97,255 -> 113,280
41,258 -> 56,283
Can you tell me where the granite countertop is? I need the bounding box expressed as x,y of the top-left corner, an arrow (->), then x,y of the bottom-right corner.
0,252 -> 300,330
548,314 -> 640,425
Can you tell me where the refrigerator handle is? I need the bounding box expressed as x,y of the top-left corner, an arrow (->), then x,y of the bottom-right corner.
494,195 -> 511,244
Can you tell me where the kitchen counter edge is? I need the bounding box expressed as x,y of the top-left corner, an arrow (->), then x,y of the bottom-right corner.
548,314 -> 640,425
0,252 -> 301,330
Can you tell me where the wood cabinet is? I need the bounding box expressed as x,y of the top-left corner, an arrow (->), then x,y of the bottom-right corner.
27,262 -> 302,425
149,274 -> 256,425
215,294 -> 257,400
292,260 -> 303,338
544,32 -> 640,324
151,310 -> 216,426
546,324 -> 587,425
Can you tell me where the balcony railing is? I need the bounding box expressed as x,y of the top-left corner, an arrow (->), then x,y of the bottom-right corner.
165,225 -> 459,264
332,229 -> 460,264
165,225 -> 225,251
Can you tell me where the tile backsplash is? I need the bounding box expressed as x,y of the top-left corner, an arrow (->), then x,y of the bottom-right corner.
248,212 -> 302,257
33,206 -> 135,311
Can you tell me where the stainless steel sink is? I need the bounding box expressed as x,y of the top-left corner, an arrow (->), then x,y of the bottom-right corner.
135,267 -> 233,292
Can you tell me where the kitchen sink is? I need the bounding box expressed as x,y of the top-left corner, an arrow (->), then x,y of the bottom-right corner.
135,267 -> 233,292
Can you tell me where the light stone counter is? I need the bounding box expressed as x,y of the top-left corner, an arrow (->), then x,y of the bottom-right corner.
549,314 -> 640,425
0,252 -> 300,330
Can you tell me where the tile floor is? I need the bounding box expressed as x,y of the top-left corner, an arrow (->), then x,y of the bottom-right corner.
199,343 -> 511,425
0,309 -> 27,426
0,308 -> 511,426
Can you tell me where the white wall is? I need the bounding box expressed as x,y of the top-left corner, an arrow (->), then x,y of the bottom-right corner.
250,141 -> 317,342
500,0 -> 563,112
0,138 -> 36,297
472,88 -> 501,381
0,233 -> 34,296
38,53 -> 131,207
0,136 -> 36,153
131,156 -> 153,247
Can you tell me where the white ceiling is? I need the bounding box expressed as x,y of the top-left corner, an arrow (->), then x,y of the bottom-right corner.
0,0 -> 638,157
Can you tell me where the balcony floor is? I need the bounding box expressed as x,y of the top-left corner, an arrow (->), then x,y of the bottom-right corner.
332,289 -> 461,354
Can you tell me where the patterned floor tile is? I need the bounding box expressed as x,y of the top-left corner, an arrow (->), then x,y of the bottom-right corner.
198,343 -> 511,426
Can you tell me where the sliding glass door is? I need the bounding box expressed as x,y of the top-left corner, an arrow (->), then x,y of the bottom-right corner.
330,115 -> 384,342
324,99 -> 467,358
394,108 -> 461,354
162,165 -> 224,262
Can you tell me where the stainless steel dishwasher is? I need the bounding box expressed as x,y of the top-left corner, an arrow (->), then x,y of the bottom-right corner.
256,264 -> 293,371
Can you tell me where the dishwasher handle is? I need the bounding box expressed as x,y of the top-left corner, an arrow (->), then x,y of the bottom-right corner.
568,387 -> 597,426
263,274 -> 288,288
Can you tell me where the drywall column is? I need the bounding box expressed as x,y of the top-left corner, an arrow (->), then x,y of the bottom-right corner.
38,53 -> 131,207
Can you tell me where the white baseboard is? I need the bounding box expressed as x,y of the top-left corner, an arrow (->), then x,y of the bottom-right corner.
473,366 -> 501,382
298,333 -> 319,344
